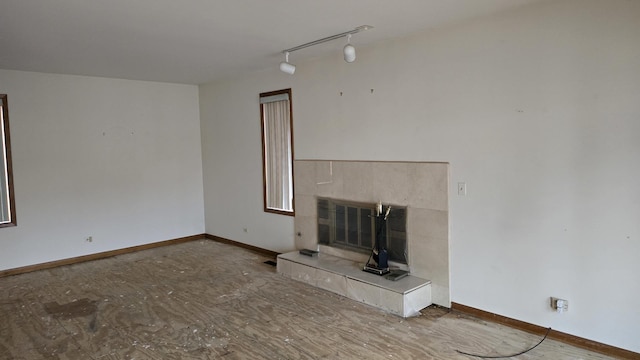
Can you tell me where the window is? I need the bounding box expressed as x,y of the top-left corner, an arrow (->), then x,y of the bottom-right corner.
0,94 -> 16,228
260,89 -> 294,215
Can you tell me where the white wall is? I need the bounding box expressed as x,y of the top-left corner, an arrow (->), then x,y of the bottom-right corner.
199,0 -> 640,352
0,70 -> 205,270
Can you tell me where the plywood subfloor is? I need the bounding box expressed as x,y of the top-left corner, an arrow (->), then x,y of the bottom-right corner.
0,240 -> 616,359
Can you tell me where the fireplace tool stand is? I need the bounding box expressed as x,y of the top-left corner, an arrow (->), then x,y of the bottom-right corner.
364,203 -> 391,276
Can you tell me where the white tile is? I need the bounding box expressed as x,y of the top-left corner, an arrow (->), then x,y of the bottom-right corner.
408,237 -> 449,307
316,270 -> 348,297
315,161 -> 333,184
403,285 -> 432,317
407,208 -> 449,240
378,288 -> 404,316
294,194 -> 316,217
289,262 -> 317,286
294,160 -> 317,196
276,258 -> 292,277
409,236 -> 449,285
372,162 -> 411,204
346,278 -> 380,306
429,283 -> 450,308
294,215 -> 317,249
342,162 -> 374,202
408,163 -> 449,211
316,161 -> 344,198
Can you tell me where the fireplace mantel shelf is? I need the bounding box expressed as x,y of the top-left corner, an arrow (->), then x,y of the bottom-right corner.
277,251 -> 432,317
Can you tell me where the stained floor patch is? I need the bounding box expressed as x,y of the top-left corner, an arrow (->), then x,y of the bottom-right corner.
44,298 -> 97,320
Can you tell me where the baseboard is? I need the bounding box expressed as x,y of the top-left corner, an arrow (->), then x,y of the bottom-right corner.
0,233 -> 279,278
0,234 -> 206,278
450,302 -> 639,360
204,233 -> 280,258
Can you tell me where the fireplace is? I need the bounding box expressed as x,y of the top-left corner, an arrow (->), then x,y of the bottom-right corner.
317,197 -> 407,264
293,160 -> 450,306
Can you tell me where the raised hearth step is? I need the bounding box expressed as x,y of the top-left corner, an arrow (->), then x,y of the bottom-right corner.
277,251 -> 431,317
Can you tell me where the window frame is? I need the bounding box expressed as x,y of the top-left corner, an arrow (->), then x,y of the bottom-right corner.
259,88 -> 295,216
0,94 -> 17,228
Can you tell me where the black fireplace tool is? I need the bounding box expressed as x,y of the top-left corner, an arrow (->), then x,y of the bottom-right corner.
363,204 -> 391,275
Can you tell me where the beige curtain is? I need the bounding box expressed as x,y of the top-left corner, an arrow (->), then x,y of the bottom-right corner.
263,99 -> 293,210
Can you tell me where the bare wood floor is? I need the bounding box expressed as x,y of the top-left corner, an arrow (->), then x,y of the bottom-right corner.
0,240 -> 617,359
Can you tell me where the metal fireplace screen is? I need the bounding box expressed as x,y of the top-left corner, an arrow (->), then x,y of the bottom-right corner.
317,197 -> 407,264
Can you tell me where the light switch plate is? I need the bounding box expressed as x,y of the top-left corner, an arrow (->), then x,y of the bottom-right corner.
458,182 -> 466,196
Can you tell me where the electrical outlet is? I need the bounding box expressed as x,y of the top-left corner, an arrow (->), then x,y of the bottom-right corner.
550,297 -> 568,313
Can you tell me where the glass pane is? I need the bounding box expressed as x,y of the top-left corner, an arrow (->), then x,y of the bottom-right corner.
318,224 -> 330,245
335,205 -> 345,243
388,208 -> 406,232
347,207 -> 358,245
360,209 -> 372,248
388,235 -> 407,264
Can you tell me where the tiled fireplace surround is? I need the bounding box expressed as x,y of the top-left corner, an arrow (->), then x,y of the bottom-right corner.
288,160 -> 450,308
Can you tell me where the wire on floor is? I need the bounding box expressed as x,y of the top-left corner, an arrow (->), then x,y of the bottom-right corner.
455,327 -> 552,359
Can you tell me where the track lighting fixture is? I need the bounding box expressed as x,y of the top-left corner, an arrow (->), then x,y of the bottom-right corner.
343,34 -> 356,63
279,25 -> 372,74
279,52 -> 296,74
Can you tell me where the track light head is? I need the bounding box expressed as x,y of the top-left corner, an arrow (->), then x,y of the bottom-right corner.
280,61 -> 296,74
343,44 -> 356,63
279,26 -> 372,73
279,52 -> 296,74
343,35 -> 356,63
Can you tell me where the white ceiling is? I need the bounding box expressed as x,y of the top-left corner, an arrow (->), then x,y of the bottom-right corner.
0,0 -> 545,84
